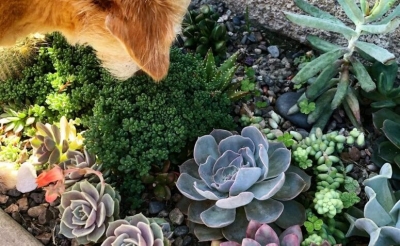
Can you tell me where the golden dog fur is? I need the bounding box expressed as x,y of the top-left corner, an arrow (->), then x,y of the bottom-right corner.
0,0 -> 190,81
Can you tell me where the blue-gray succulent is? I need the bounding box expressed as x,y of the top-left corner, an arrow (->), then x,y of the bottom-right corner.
176,126 -> 311,242
345,163 -> 400,245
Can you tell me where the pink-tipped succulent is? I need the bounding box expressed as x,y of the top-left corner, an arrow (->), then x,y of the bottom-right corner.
220,220 -> 302,246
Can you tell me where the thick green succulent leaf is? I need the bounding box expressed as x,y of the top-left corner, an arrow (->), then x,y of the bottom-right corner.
331,74 -> 349,110
363,186 -> 393,226
389,199 -> 400,225
86,224 -> 105,243
376,4 -> 400,25
200,205 -> 236,228
286,166 -> 311,192
372,109 -> 400,130
247,173 -> 285,200
228,167 -> 262,196
244,199 -> 284,223
272,172 -> 306,201
291,48 -> 347,84
216,192 -> 255,209
305,61 -> 341,101
337,0 -> 364,25
176,173 -> 207,201
274,200 -> 306,229
343,88 -> 362,127
370,61 -> 399,94
363,163 -> 395,212
283,12 -> 356,39
222,207 -> 248,242
293,0 -> 346,26
48,148 -> 61,165
179,159 -> 201,179
219,135 -> 255,153
350,57 -> 376,92
188,200 -> 214,224
194,135 -> 219,164
366,0 -> 398,22
307,88 -> 336,124
361,18 -> 400,34
378,141 -> 400,163
382,119 -> 400,148
194,224 -> 224,241
266,148 -> 291,178
373,98 -> 397,108
355,41 -> 395,64
210,129 -> 233,144
306,35 -> 341,53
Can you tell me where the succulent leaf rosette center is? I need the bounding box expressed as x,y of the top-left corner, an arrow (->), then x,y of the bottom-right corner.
176,126 -> 311,242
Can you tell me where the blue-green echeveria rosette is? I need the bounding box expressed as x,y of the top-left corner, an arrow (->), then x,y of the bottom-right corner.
176,126 -> 311,242
101,213 -> 168,246
59,180 -> 121,245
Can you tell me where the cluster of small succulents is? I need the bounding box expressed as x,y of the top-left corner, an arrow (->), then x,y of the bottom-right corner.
30,116 -> 84,165
182,5 -> 228,58
314,188 -> 344,218
345,163 -> 400,246
176,126 -> 310,242
59,180 -> 121,244
284,0 -> 400,130
141,161 -> 179,201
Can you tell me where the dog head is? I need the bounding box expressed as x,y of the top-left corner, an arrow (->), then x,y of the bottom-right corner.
99,0 -> 191,81
0,0 -> 191,81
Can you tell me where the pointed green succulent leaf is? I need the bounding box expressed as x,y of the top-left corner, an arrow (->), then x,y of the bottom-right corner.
283,12 -> 357,39
331,71 -> 349,110
382,120 -> 400,149
305,61 -> 341,101
372,108 -> 400,130
366,0 -> 398,23
291,48 -> 347,83
204,49 -> 217,81
307,88 -> 336,124
306,35 -> 341,53
361,18 -> 400,34
375,4 -> 400,25
293,0 -> 346,26
355,41 -> 395,64
337,0 -> 364,25
349,57 -> 376,92
343,88 -> 362,127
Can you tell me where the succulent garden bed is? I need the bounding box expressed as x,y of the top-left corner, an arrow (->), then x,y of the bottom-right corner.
0,0 -> 400,246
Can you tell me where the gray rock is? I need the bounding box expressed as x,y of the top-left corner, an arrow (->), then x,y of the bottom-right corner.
27,205 -> 47,218
275,92 -> 312,130
232,16 -> 241,25
169,208 -> 185,225
267,45 -> 280,58
182,235 -> 193,246
148,201 -> 165,214
173,225 -> 189,237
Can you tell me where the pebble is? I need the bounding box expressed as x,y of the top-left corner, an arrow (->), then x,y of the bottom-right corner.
17,197 -> 29,211
4,203 -> 18,213
30,192 -> 45,204
148,201 -> 165,214
0,194 -> 9,204
36,232 -> 52,245
275,92 -> 312,130
182,235 -> 193,246
27,204 -> 47,217
254,48 -> 262,55
169,208 -> 185,225
173,225 -> 189,237
267,45 -> 280,58
232,16 -> 241,25
7,189 -> 21,197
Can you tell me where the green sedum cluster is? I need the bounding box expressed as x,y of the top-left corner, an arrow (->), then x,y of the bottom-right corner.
0,32 -> 103,122
84,47 -> 235,208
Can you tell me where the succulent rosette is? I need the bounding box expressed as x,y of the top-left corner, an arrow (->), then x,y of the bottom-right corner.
59,180 -> 120,244
176,126 -> 311,242
101,213 -> 168,246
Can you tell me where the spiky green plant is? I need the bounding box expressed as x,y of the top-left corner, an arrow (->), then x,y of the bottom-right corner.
0,33 -> 46,81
